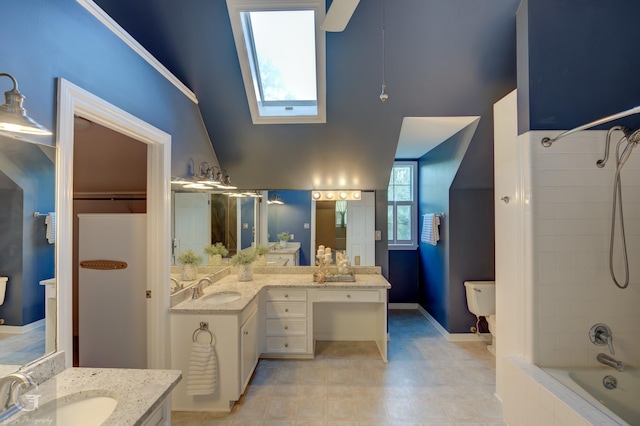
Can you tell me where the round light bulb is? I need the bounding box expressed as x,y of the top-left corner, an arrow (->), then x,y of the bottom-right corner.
339,192 -> 348,199
326,192 -> 334,199
312,192 -> 321,200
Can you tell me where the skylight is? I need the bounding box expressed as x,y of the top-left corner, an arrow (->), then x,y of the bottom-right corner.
227,0 -> 326,124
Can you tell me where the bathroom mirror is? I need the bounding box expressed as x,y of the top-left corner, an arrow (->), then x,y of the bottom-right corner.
171,191 -> 260,258
0,132 -> 56,370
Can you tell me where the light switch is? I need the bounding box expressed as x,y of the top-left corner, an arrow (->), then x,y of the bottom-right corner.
242,223 -> 249,229
304,223 -> 310,229
375,230 -> 382,240
290,234 -> 294,240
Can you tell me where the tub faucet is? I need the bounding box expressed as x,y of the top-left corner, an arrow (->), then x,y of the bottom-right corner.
0,372 -> 36,421
192,277 -> 212,299
597,353 -> 625,372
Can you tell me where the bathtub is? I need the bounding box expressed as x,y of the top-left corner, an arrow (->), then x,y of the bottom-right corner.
544,366 -> 638,425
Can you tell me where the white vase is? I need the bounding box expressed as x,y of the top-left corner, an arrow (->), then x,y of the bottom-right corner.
237,264 -> 253,281
208,254 -> 222,266
181,264 -> 198,281
279,240 -> 288,248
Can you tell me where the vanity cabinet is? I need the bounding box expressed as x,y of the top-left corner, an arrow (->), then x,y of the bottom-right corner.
170,297 -> 259,412
263,288 -> 312,357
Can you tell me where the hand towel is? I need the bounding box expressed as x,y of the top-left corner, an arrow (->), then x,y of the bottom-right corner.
421,213 -> 440,246
186,342 -> 218,396
45,212 -> 56,244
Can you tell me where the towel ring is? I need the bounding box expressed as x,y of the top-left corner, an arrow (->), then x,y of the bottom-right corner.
192,321 -> 215,345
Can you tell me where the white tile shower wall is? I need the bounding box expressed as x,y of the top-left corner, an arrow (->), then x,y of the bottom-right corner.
528,130 -> 640,367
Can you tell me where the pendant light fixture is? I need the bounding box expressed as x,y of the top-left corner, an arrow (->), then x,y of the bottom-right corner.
379,0 -> 388,102
0,73 -> 51,135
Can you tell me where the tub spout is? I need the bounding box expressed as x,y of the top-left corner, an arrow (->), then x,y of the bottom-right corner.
597,353 -> 625,372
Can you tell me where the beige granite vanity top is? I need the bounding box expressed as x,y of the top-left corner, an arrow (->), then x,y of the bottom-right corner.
171,268 -> 391,314
3,367 -> 181,426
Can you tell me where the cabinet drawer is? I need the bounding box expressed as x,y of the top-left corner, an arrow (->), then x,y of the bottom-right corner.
266,288 -> 307,301
266,336 -> 308,353
315,289 -> 380,303
266,319 -> 307,336
266,301 -> 307,318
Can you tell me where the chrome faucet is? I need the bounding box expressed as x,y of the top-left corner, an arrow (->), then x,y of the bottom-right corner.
0,372 -> 36,421
589,323 -> 615,354
192,277 -> 212,299
170,277 -> 180,292
597,353 -> 625,372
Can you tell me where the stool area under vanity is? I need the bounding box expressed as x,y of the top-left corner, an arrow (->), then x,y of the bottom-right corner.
169,265 -> 391,413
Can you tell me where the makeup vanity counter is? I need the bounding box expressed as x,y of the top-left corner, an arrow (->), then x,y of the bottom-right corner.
169,267 -> 390,412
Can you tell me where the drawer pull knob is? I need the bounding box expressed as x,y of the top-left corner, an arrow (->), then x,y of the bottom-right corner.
285,294 -> 289,298
285,308 -> 289,312
244,331 -> 249,335
284,343 -> 289,348
284,326 -> 289,330
347,294 -> 351,298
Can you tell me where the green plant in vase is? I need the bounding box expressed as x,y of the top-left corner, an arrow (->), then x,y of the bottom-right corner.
277,231 -> 290,248
177,249 -> 203,281
254,244 -> 270,266
204,242 -> 228,266
230,249 -> 257,281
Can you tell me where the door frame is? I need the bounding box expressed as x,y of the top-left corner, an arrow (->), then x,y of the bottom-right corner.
56,78 -> 171,369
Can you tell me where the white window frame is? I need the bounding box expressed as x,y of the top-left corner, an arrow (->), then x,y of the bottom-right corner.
388,161 -> 418,250
226,0 -> 327,125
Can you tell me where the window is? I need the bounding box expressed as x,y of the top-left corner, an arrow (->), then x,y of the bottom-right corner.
388,161 -> 417,248
227,0 -> 326,125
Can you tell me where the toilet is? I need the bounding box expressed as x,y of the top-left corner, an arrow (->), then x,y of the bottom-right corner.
464,280 -> 496,355
0,277 -> 7,306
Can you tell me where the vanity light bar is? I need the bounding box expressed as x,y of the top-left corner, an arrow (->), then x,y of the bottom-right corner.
311,190 -> 362,201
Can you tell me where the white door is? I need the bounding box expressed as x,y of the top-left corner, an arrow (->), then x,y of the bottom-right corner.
174,192 -> 210,263
78,213 -> 147,368
347,191 -> 376,266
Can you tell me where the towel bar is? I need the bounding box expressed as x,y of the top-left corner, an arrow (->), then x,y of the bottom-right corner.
192,321 -> 215,345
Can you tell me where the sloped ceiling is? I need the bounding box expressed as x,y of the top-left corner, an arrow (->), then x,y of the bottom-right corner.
93,0 -> 520,190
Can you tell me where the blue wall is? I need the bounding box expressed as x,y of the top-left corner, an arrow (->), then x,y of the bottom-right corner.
240,198 -> 255,250
1,1 -> 217,172
518,0 -> 640,133
267,191 -> 312,266
388,250 -> 418,303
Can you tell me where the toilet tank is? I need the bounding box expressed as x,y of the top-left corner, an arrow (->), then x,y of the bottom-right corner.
464,281 -> 495,317
0,277 -> 7,305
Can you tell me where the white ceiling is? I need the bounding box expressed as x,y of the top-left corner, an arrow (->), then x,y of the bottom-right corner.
395,116 -> 480,160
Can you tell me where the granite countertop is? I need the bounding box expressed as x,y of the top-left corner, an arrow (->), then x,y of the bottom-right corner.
171,269 -> 391,314
268,241 -> 301,254
3,368 -> 181,426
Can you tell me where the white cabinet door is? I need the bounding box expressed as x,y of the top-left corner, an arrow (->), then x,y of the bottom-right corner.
347,191 -> 375,265
174,193 -> 210,263
240,307 -> 258,392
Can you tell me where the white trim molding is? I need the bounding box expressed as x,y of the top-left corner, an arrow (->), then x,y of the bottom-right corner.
417,305 -> 491,342
76,0 -> 198,104
57,78 -> 172,369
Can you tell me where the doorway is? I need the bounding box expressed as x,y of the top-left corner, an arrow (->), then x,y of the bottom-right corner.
72,121 -> 147,367
56,78 -> 171,369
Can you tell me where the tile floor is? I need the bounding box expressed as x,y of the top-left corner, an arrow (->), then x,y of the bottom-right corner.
172,309 -> 505,425
0,326 -> 45,365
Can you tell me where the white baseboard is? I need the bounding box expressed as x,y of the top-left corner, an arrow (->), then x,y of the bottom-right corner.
417,305 -> 490,342
0,318 -> 45,335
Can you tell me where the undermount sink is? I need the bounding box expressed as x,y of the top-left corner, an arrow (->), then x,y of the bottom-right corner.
19,392 -> 117,426
202,291 -> 242,304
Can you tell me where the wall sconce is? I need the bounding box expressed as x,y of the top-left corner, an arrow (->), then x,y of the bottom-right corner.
312,190 -> 361,201
0,73 -> 51,135
171,161 -> 237,190
268,192 -> 284,205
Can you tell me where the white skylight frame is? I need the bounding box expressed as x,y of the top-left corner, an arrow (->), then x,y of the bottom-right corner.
227,0 -> 327,125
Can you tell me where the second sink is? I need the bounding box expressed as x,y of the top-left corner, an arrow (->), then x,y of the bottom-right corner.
202,291 -> 242,304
